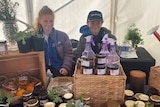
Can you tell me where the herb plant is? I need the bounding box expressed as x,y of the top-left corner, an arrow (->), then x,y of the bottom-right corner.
125,24 -> 144,49
48,87 -> 63,103
0,89 -> 12,104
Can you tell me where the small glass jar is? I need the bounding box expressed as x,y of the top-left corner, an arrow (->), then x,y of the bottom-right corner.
39,90 -> 48,107
150,95 -> 160,107
27,99 -> 39,107
108,64 -> 119,76
17,72 -> 28,89
23,90 -> 32,107
82,66 -> 93,75
124,90 -> 134,100
94,64 -> 106,75
95,54 -> 106,65
0,40 -> 8,55
63,93 -> 73,103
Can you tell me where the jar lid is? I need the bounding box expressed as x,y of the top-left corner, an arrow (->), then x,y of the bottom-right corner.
23,90 -> 32,96
81,66 -> 93,69
134,101 -> 145,107
96,64 -> 106,69
125,90 -> 134,97
138,94 -> 149,101
125,100 -> 135,107
63,93 -> 73,100
150,95 -> 160,102
108,64 -> 119,70
81,57 -> 94,61
134,93 -> 143,100
96,54 -> 106,58
44,102 -> 56,107
58,103 -> 67,107
27,99 -> 39,106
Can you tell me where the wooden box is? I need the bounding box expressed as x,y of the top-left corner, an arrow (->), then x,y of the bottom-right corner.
0,51 -> 46,86
149,66 -> 160,94
74,64 -> 126,107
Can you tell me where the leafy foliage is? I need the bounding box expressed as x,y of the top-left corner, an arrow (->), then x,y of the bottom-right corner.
0,0 -> 19,21
48,87 -> 63,103
125,24 -> 144,48
14,26 -> 42,45
0,89 -> 13,104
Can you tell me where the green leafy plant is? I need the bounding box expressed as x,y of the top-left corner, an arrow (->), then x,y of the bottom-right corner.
0,89 -> 13,104
0,0 -> 19,21
125,24 -> 144,49
48,87 -> 63,103
14,26 -> 42,45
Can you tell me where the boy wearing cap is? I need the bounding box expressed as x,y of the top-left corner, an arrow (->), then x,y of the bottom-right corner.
74,10 -> 117,60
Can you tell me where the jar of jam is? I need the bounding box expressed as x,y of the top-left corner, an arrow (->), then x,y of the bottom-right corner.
108,64 -> 119,76
39,90 -> 48,107
23,90 -> 32,107
150,95 -> 160,107
27,99 -> 39,107
124,90 -> 134,100
94,64 -> 106,75
0,40 -> 8,55
82,66 -> 93,75
17,72 -> 28,89
95,54 -> 106,65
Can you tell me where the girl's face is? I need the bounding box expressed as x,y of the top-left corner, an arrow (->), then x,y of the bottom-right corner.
39,14 -> 54,35
87,20 -> 103,36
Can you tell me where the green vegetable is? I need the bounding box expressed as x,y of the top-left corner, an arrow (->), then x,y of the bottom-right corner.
48,87 -> 63,103
0,89 -> 13,104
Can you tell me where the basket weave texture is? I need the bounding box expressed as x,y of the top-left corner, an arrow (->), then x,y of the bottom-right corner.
74,63 -> 126,107
149,66 -> 160,93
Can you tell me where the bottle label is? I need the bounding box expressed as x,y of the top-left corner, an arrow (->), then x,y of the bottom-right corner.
81,60 -> 90,67
98,58 -> 106,64
110,68 -> 119,76
97,68 -> 106,75
83,68 -> 93,75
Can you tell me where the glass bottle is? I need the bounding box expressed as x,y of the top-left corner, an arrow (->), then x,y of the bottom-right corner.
107,38 -> 120,68
81,35 -> 95,67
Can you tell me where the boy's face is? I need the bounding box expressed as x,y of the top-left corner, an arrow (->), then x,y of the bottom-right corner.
87,20 -> 103,36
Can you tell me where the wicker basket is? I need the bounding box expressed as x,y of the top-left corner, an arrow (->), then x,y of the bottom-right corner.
149,66 -> 160,94
74,63 -> 126,107
47,76 -> 74,94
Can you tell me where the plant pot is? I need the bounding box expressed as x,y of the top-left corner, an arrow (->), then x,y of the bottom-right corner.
31,37 -> 44,51
17,38 -> 32,53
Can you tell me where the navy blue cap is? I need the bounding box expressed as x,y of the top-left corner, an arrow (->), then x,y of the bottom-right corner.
87,10 -> 103,21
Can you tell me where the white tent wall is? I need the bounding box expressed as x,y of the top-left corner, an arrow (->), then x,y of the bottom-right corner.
32,0 -> 111,41
0,0 -> 28,40
114,0 -> 160,65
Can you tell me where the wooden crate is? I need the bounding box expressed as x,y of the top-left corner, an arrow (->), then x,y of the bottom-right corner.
0,51 -> 46,87
149,66 -> 160,94
74,64 -> 126,107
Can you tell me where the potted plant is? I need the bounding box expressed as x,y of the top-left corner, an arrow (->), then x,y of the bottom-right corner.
0,0 -> 19,45
30,30 -> 44,52
0,89 -> 13,107
14,26 -> 32,53
125,24 -> 144,50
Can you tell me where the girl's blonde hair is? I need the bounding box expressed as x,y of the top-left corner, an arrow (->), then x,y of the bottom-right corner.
34,6 -> 55,31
